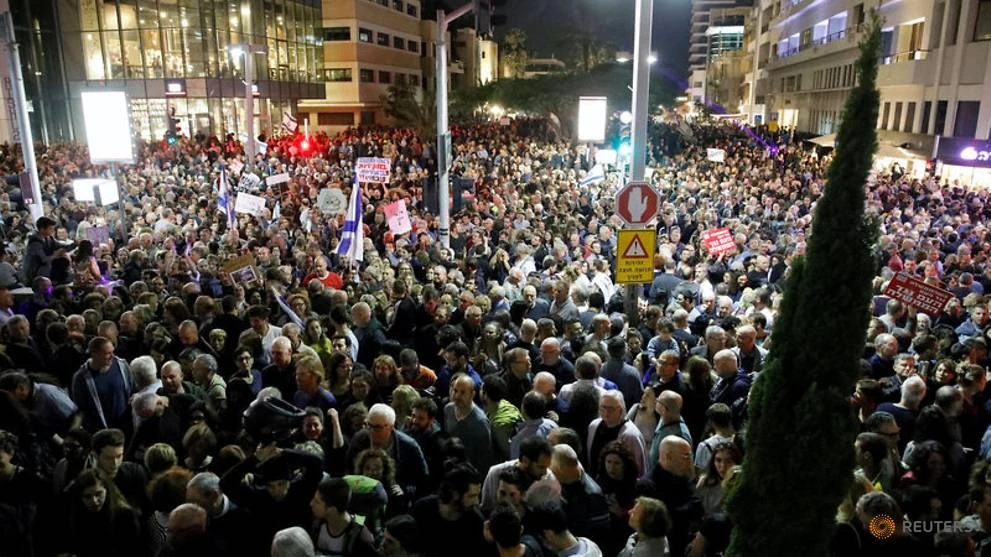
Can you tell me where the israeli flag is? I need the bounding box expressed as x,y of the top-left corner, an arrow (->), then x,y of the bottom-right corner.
282,111 -> 298,133
217,167 -> 236,229
580,164 -> 605,187
336,175 -> 364,262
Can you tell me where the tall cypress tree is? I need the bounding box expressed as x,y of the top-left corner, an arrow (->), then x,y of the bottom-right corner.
725,14 -> 881,557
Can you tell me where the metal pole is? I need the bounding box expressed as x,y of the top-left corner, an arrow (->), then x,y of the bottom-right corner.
0,2 -> 42,221
625,0 -> 654,327
111,162 -> 126,245
435,3 -> 473,251
630,0 -> 652,181
436,10 -> 451,250
244,47 -> 256,167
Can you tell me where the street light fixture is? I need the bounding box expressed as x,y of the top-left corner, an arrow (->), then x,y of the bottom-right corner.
616,51 -> 657,64
228,42 -> 267,167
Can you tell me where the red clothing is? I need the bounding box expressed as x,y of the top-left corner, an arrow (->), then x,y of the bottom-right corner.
403,365 -> 437,390
303,272 -> 343,290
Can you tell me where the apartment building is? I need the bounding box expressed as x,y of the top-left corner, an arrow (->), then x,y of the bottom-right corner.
299,0 -> 424,132
689,0 -> 751,103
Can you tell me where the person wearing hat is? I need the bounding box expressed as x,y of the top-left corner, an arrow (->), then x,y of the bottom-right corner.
219,444 -> 324,548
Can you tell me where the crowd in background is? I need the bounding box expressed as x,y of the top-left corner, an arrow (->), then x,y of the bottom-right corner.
1,115 -> 991,557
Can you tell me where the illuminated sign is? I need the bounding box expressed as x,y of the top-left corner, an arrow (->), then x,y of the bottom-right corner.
936,138 -> 991,168
959,147 -> 991,162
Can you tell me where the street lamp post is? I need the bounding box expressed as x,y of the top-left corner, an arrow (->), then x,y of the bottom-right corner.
230,40 -> 267,169
436,4 -> 474,250
624,0 -> 654,326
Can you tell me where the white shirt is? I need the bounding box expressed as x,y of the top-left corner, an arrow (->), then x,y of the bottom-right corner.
261,324 -> 283,359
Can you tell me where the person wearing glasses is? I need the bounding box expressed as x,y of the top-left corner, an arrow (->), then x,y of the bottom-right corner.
345,403 -> 428,501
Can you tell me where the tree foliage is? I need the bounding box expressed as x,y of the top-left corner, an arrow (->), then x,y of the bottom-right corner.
724,14 -> 882,557
381,81 -> 436,139
501,28 -> 529,79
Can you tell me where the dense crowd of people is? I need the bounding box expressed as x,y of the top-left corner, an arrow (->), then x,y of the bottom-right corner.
1,114 -> 991,557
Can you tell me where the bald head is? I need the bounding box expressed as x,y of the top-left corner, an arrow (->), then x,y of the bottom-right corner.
533,372 -> 557,396
167,503 -> 207,546
656,390 -> 683,416
713,349 -> 739,378
550,443 -> 581,484
659,436 -> 693,477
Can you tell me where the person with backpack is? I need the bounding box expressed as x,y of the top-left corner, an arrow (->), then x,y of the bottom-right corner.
309,477 -> 379,557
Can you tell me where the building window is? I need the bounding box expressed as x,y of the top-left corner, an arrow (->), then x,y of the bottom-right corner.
408,3 -> 419,16
934,100 -> 948,135
976,0 -> 991,40
395,73 -> 405,85
408,41 -> 419,53
361,111 -> 376,124
360,69 -> 374,82
325,27 -> 351,41
881,102 -> 890,129
379,71 -> 391,83
318,112 -> 354,126
377,0 -> 388,6
325,68 -> 353,82
954,100 -> 980,138
905,102 -> 917,133
378,32 -> 390,46
394,0 -> 404,10
921,101 -> 932,133
358,28 -> 373,43
394,36 -> 405,49
410,74 -> 419,86
893,102 -> 903,131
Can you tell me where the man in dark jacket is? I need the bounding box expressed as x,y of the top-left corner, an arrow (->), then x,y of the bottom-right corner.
21,216 -> 60,283
549,444 -> 610,541
637,436 -> 703,557
220,446 -> 324,548
710,349 -> 752,408
346,402 -> 429,499
351,301 -> 386,369
386,280 -> 418,345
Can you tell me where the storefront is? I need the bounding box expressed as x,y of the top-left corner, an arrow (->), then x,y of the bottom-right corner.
933,137 -> 991,188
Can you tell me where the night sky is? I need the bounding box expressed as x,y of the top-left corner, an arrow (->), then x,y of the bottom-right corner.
445,0 -> 692,80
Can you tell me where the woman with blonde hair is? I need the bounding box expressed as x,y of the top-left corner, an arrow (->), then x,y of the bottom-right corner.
372,354 -> 403,403
391,385 -> 420,431
292,355 -> 336,412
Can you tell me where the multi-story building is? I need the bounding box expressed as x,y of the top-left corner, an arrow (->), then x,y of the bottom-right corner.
299,0 -> 424,132
2,0 -> 324,143
754,0 -> 991,182
689,0 -> 750,103
699,7 -> 752,114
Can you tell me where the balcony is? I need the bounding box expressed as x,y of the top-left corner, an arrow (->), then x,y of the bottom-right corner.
768,26 -> 862,70
877,50 -> 934,87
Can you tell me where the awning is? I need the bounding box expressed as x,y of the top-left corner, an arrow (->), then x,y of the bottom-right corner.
807,133 -> 836,147
875,143 -> 927,161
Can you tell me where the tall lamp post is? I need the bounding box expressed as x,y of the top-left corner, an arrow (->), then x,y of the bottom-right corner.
229,40 -> 267,169
626,0 -> 655,325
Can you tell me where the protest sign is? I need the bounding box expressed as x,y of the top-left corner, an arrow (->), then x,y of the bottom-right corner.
883,273 -> 954,316
384,200 -> 412,235
355,157 -> 391,183
701,227 -> 736,255
234,192 -> 266,216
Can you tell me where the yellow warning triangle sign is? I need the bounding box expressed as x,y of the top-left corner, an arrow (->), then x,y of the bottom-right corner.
623,234 -> 650,258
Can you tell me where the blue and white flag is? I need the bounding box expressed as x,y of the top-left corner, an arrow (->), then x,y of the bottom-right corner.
282,111 -> 298,133
580,164 -> 605,187
217,167 -> 236,229
336,175 -> 364,262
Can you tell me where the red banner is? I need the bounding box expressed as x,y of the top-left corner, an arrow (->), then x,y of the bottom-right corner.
882,273 -> 954,316
701,227 -> 736,256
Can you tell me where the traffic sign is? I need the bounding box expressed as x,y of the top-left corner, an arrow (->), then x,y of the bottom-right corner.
616,229 -> 656,284
615,182 -> 660,226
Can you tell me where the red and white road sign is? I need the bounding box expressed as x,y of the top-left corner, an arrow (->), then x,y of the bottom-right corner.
615,182 -> 660,226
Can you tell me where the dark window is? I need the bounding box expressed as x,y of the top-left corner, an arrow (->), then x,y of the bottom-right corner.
325,68 -> 352,82
934,100 -> 948,135
379,71 -> 391,83
360,69 -> 374,82
378,32 -> 390,46
394,0 -> 404,10
854,3 -> 865,25
408,41 -> 419,53
393,36 -> 405,49
325,27 -> 351,41
376,0 -> 388,6
892,102 -> 903,131
881,102 -> 891,129
361,111 -> 376,125
410,74 -> 419,86
905,102 -> 916,133
318,112 -> 354,126
395,73 -> 405,85
921,101 -> 932,133
976,0 -> 991,40
407,3 -> 418,17
358,28 -> 373,43
954,100 -> 980,138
